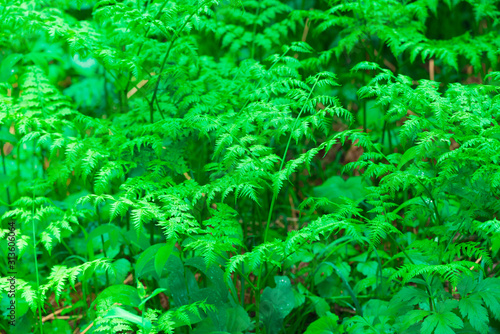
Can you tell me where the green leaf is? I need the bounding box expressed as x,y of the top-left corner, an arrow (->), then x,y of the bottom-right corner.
185,256 -> 227,301
226,305 -> 251,333
351,61 -> 382,72
0,53 -> 22,81
358,100 -> 384,130
167,255 -> 189,306
154,239 -> 176,276
108,258 -> 132,285
138,288 -> 168,310
397,145 -> 418,170
23,52 -> 49,73
92,285 -> 141,309
86,224 -> 123,258
421,311 -> 463,334
322,262 -> 360,315
260,276 -> 295,334
313,176 -> 367,205
459,294 -> 489,334
104,306 -> 152,332
309,296 -> 330,317
136,243 -> 164,278
392,287 -> 430,306
304,312 -> 342,334
403,309 -> 430,329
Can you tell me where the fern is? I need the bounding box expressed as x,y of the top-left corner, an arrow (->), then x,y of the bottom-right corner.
2,1 -> 500,333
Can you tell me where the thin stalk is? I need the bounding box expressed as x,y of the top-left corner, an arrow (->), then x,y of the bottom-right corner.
254,78 -> 319,333
250,5 -> 261,59
263,78 -> 318,243
368,144 -> 437,310
32,189 -> 43,334
363,98 -> 367,133
386,232 -> 435,311
150,220 -> 155,244
0,139 -> 11,205
103,68 -> 108,112
236,46 -> 291,115
16,145 -> 20,195
387,126 -> 392,151
240,260 -> 246,306
96,206 -> 109,286
381,120 -> 386,145
150,0 -> 212,123
124,0 -> 170,94
61,239 -> 75,256
33,141 -> 37,179
442,207 -> 464,259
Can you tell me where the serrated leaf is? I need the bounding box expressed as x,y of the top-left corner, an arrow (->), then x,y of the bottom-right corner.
304,312 -> 342,333
421,311 -> 463,334
459,294 -> 489,334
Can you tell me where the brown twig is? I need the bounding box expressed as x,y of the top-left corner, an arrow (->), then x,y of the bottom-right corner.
294,8 -> 313,59
429,58 -> 434,80
127,72 -> 156,99
78,321 -> 94,334
42,305 -> 72,323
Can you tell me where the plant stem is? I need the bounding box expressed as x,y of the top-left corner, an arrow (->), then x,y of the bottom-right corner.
263,78 -> 319,243
254,77 -> 319,333
150,0 -> 212,123
32,188 -> 43,334
0,139 -> 11,205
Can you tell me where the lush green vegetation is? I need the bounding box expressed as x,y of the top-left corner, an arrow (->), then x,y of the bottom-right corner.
1,0 -> 500,333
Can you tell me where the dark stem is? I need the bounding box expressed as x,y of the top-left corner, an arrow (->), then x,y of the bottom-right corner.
0,139 -> 11,205
149,0 -> 211,123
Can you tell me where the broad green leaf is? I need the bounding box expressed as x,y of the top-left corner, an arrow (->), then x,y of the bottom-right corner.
0,53 -> 22,81
459,294 -> 489,334
138,288 -> 168,310
136,243 -> 163,278
105,306 -> 152,332
108,258 -> 132,285
185,256 -> 227,301
403,309 -> 430,329
42,319 -> 73,334
313,176 -> 367,204
392,286 -> 430,306
309,296 -> 330,317
358,100 -> 385,130
167,255 -> 189,306
304,312 -> 342,334
87,224 -> 122,248
92,285 -> 141,309
421,311 -> 463,334
322,262 -> 360,315
226,305 -> 251,333
154,239 -> 176,276
397,145 -> 418,170
260,276 -> 295,334
23,52 -> 49,73
86,224 -> 123,259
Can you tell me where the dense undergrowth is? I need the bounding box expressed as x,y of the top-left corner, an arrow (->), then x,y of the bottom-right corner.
1,0 -> 500,333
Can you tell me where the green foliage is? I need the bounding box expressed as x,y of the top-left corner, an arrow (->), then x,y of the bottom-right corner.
1,0 -> 500,333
